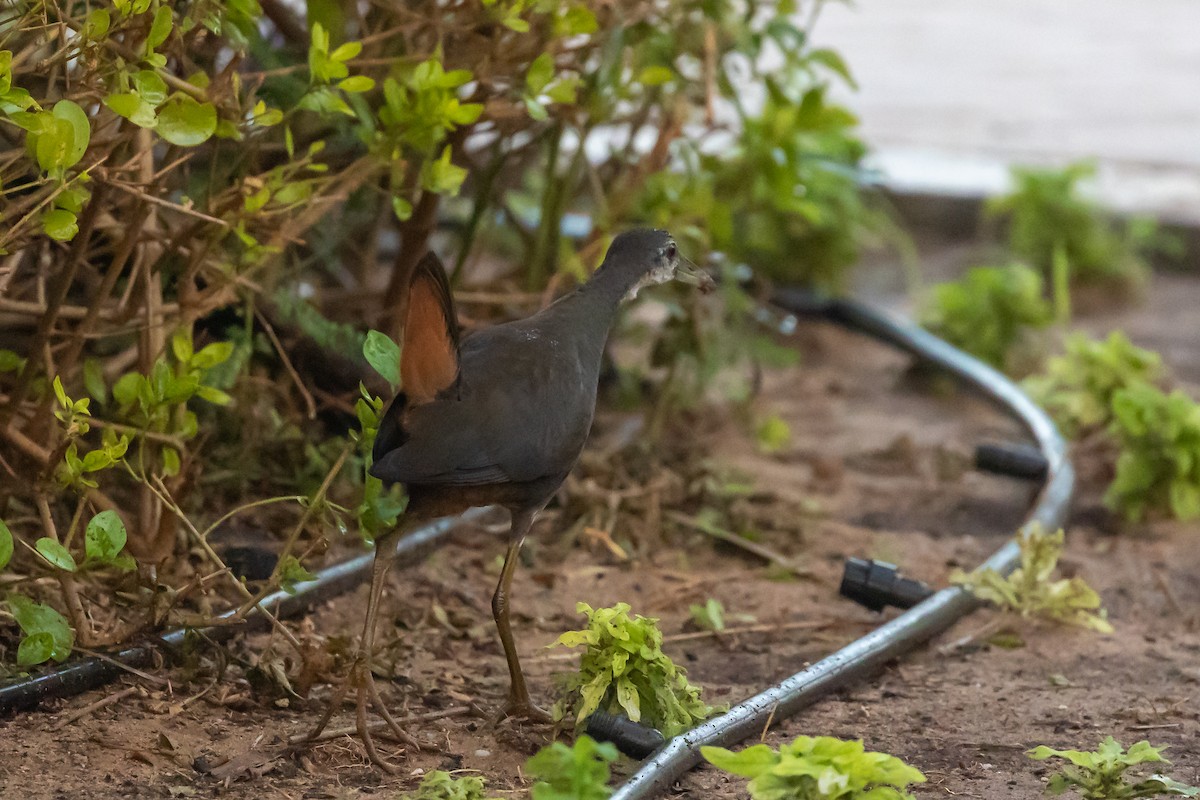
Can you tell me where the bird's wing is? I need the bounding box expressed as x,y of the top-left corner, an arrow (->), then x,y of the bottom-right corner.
370,324 -> 593,487
401,251 -> 460,405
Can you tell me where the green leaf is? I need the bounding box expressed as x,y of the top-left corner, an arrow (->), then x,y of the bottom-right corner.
363,330 -> 400,387
755,414 -> 791,454
0,519 -> 13,571
112,372 -> 144,408
420,145 -> 467,195
329,41 -> 362,62
155,96 -> 217,146
104,92 -> 158,128
51,100 -> 90,167
638,66 -> 674,86
146,5 -> 174,50
524,97 -> 548,122
36,538 -> 77,571
84,8 -> 111,38
35,116 -> 75,172
195,385 -> 232,406
526,53 -> 555,95
688,598 -> 726,632
42,209 -> 79,241
161,445 -> 181,476
701,744 -> 779,778
278,555 -> 317,594
337,75 -> 375,93
527,736 -> 617,800
51,375 -> 71,410
171,329 -> 194,363
191,340 -> 234,369
391,195 -> 413,222
18,631 -> 56,666
0,349 -> 26,373
7,594 -> 74,663
132,70 -> 169,106
85,509 -> 127,563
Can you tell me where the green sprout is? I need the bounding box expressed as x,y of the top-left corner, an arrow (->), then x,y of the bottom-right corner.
952,525 -> 1112,633
1029,737 -> 1199,798
1024,332 -> 1162,439
1105,385 -> 1200,522
702,735 -> 926,800
550,602 -> 714,737
921,264 -> 1053,372
526,735 -> 618,800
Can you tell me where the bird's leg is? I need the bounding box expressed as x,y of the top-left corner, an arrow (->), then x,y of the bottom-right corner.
307,536 -> 419,770
492,509 -> 552,723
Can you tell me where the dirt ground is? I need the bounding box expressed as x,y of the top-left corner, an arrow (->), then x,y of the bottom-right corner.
2,245 -> 1199,799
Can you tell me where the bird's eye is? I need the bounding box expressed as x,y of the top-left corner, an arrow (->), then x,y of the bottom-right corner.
666,243 -> 677,260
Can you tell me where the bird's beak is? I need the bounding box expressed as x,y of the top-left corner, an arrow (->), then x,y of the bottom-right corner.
675,256 -> 716,293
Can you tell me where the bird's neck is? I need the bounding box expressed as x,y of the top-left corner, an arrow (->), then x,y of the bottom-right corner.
580,257 -> 646,309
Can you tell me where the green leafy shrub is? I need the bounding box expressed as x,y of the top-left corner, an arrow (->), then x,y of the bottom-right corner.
987,162 -> 1166,286
550,602 -> 714,737
952,525 -> 1112,633
702,735 -> 926,800
1105,385 -> 1200,521
526,735 -> 618,800
921,264 -> 1053,371
0,0 -> 873,668
1024,332 -> 1162,439
1029,737 -> 1199,798
396,770 -> 497,800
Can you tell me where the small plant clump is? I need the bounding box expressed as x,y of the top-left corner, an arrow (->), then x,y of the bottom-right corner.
1105,385 -> 1200,522
550,602 -> 715,737
701,735 -> 926,800
987,161 -> 1167,288
951,525 -> 1113,633
1024,332 -> 1163,439
1029,737 -> 1199,799
526,735 -> 618,800
921,263 -> 1053,372
396,770 -> 497,800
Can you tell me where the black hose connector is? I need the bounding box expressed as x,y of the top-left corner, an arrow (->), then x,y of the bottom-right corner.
839,558 -> 934,612
585,710 -> 667,759
974,442 -> 1049,481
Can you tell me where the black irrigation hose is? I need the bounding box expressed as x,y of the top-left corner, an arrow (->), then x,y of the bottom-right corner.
0,509 -> 490,714
607,290 -> 1074,800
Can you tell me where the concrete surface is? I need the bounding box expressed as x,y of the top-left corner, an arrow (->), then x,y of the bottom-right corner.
813,0 -> 1200,223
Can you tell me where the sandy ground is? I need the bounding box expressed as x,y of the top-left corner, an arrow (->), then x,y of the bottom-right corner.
2,245 -> 1198,798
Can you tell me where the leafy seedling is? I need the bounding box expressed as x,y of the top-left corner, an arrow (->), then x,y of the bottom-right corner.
689,598 -> 726,632
6,594 -> 74,665
550,602 -> 715,737
1024,332 -> 1163,439
987,161 -> 1168,288
397,770 -> 498,800
951,525 -> 1112,634
921,263 -> 1053,372
702,735 -> 926,800
1029,737 -> 1199,798
526,735 -> 618,800
1105,384 -> 1200,522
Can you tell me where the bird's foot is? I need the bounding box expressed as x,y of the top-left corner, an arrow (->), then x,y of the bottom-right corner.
305,655 -> 419,772
495,694 -> 554,725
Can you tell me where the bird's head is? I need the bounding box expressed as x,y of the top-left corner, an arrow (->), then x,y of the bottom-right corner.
599,228 -> 715,300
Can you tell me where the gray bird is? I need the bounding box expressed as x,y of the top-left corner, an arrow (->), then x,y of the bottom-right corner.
311,229 -> 711,768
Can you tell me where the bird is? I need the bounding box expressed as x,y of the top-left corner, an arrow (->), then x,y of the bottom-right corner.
308,228 -> 712,769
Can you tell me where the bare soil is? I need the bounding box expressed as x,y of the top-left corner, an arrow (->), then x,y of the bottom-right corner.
3,259 -> 1198,799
